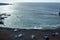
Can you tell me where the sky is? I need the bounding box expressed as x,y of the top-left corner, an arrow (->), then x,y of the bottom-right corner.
0,0 -> 60,3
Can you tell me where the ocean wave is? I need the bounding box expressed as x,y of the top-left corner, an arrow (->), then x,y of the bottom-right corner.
17,24 -> 60,29
33,24 -> 60,29
0,24 -> 60,29
6,24 -> 60,29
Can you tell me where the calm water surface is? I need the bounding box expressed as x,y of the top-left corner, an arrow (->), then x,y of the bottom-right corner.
0,3 -> 60,29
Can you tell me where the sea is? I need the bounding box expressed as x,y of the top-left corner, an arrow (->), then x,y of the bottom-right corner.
0,2 -> 60,29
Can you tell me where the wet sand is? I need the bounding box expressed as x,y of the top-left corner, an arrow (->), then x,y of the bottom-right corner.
0,27 -> 60,40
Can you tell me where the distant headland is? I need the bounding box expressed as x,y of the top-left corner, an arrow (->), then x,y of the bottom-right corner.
0,3 -> 12,5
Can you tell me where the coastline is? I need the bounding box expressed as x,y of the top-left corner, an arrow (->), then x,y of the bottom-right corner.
0,3 -> 60,40
0,3 -> 12,5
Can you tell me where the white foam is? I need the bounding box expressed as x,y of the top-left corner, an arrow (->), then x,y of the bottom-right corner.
0,24 -> 60,29
32,24 -> 60,29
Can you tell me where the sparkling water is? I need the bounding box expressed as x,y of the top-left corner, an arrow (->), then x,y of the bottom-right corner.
0,3 -> 60,29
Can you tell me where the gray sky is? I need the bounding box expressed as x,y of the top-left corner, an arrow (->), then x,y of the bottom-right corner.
0,0 -> 60,3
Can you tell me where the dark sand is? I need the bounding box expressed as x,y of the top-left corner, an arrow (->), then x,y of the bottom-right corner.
0,27 -> 60,40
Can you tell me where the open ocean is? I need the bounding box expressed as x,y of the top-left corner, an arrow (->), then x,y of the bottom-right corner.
0,3 -> 60,29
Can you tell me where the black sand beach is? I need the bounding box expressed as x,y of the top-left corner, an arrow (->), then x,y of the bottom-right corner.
0,27 -> 60,40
